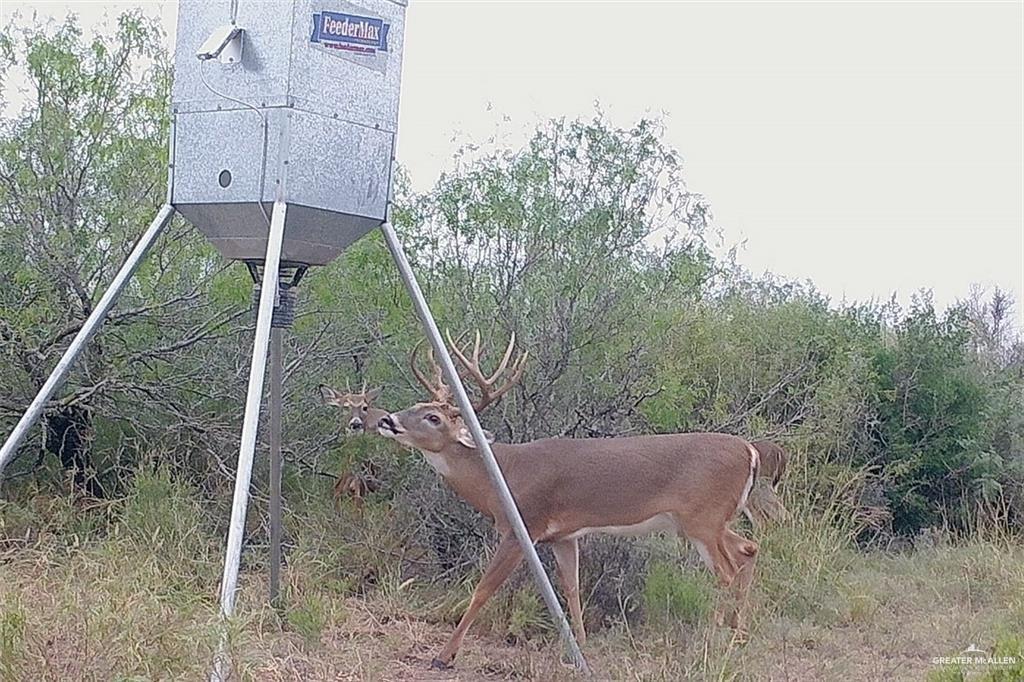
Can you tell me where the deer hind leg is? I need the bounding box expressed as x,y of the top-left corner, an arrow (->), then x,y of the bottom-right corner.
678,516 -> 738,587
551,538 -> 586,645
432,534 -> 524,669
718,528 -> 758,637
678,521 -> 739,628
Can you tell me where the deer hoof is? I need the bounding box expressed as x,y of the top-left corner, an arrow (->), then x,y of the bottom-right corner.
430,658 -> 452,670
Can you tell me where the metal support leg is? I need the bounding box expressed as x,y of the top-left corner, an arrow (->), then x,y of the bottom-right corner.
379,222 -> 591,674
0,203 -> 176,480
211,200 -> 287,682
269,328 -> 283,603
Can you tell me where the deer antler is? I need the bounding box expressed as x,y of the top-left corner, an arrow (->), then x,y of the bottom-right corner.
444,329 -> 528,413
409,331 -> 478,406
409,338 -> 453,404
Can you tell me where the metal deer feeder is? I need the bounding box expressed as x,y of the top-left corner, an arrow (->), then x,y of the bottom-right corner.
0,0 -> 589,677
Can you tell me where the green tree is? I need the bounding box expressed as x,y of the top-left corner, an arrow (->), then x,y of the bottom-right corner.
0,14 -> 243,493
869,298 -> 993,531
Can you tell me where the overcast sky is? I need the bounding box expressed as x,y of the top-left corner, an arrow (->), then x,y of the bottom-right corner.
3,1 -> 1022,325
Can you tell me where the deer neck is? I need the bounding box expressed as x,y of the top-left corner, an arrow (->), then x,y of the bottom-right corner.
417,444 -> 499,517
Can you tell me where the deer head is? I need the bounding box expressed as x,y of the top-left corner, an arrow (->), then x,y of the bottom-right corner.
377,331 -> 526,452
319,381 -> 388,434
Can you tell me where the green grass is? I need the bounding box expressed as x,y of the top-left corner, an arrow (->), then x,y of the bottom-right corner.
643,561 -> 714,626
285,591 -> 329,646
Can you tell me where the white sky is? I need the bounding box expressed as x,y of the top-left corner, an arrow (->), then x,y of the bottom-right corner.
2,1 -> 1023,325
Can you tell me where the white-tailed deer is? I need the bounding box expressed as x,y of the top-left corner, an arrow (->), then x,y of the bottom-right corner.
319,383 -> 388,509
375,332 -> 761,669
319,382 -> 388,435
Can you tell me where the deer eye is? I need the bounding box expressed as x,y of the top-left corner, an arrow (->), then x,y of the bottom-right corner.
425,414 -> 441,426
361,405 -> 368,413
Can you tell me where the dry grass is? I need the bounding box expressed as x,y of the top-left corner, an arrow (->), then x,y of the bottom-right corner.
2,470 -> 1023,681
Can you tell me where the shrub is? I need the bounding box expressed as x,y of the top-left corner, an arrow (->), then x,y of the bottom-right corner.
642,561 -> 714,626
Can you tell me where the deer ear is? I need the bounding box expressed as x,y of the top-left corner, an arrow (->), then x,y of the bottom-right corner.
319,384 -> 344,406
366,386 -> 382,403
456,425 -> 495,449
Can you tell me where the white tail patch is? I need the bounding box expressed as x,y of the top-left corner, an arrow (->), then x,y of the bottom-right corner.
738,443 -> 759,515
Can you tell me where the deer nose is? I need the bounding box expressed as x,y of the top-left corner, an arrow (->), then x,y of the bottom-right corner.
348,418 -> 364,432
378,415 -> 397,433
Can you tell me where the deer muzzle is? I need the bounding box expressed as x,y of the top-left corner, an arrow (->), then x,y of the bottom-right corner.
377,414 -> 402,437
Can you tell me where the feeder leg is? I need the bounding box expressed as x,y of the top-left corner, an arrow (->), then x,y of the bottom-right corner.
0,203 -> 176,481
210,200 -> 287,682
379,221 -> 591,675
269,328 -> 283,603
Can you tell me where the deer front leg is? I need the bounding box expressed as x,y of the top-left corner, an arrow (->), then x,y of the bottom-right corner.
551,538 -> 586,645
432,534 -> 524,669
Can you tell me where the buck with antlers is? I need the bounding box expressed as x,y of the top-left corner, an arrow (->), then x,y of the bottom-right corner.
320,382 -> 388,436
374,332 -> 762,669
319,383 -> 388,509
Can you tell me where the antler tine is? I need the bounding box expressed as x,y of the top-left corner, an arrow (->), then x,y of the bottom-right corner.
409,338 -> 442,400
446,328 -> 494,412
487,331 -> 517,384
487,349 -> 528,405
411,332 -> 485,407
438,329 -> 474,389
426,344 -> 447,394
472,330 -> 482,368
445,328 -> 488,386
